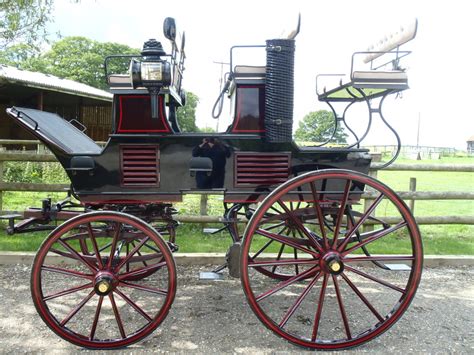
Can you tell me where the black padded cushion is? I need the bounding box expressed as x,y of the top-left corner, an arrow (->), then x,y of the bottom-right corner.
10,107 -> 102,155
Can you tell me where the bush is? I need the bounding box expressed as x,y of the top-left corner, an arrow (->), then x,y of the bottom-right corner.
4,162 -> 69,183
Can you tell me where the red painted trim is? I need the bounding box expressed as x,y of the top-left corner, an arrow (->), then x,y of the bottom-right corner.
231,85 -> 265,133
118,95 -> 171,133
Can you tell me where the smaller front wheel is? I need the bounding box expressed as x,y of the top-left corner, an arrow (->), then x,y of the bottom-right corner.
31,211 -> 177,349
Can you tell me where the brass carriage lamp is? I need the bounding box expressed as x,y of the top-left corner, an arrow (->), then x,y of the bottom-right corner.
130,39 -> 172,119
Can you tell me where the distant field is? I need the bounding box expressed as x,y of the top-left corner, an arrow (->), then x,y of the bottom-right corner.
0,156 -> 472,254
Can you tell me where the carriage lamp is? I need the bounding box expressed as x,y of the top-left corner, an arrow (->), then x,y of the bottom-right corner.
130,39 -> 172,119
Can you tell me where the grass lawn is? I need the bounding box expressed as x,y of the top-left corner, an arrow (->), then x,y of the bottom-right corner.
0,156 -> 472,254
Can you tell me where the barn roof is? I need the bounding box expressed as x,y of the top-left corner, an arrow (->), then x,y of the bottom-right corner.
468,135 -> 474,143
0,65 -> 113,102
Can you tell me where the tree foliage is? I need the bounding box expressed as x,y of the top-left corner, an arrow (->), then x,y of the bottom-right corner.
10,36 -> 140,90
0,33 -> 200,132
294,110 -> 348,144
0,0 -> 54,51
176,91 -> 199,132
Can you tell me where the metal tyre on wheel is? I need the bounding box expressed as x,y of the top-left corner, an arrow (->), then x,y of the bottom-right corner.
241,169 -> 423,350
31,211 -> 177,349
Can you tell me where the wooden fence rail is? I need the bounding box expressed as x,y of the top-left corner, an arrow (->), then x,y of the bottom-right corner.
0,145 -> 473,225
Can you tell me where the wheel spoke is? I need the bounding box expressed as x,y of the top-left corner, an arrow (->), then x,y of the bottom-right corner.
118,261 -> 167,282
344,255 -> 415,263
279,272 -> 322,328
293,240 -> 299,275
255,229 -> 319,258
342,221 -> 407,255
250,239 -> 274,260
114,288 -> 153,322
269,205 -> 283,215
143,242 -> 162,253
338,193 -> 385,252
265,221 -> 287,231
58,239 -> 98,272
276,199 -> 324,253
43,282 -> 93,301
133,242 -> 149,268
345,266 -> 406,294
271,243 -> 286,273
310,181 -> 329,249
49,247 -> 97,264
41,265 -> 93,280
119,280 -> 168,296
332,180 -> 352,248
60,290 -> 95,326
98,240 -> 113,253
256,266 -> 319,302
248,258 -> 317,268
333,275 -> 352,340
114,236 -> 150,272
87,223 -> 104,269
89,296 -> 104,340
311,273 -> 328,342
109,293 -> 126,339
107,222 -> 122,269
341,273 -> 384,322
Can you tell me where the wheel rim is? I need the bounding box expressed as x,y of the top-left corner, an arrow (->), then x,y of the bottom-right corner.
241,169 -> 423,350
31,211 -> 177,349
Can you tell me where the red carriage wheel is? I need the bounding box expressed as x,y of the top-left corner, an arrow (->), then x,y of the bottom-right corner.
31,211 -> 177,349
241,169 -> 423,350
225,202 -> 316,280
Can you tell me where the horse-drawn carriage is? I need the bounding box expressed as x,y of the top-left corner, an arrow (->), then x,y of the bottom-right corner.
3,17 -> 422,350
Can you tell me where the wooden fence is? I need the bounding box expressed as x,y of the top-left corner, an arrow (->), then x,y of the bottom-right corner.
0,140 -> 473,225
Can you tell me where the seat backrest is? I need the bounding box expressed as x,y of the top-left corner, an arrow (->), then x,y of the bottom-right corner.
364,18 -> 418,64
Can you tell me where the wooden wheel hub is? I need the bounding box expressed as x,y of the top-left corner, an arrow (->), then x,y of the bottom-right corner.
321,252 -> 344,275
94,271 -> 117,296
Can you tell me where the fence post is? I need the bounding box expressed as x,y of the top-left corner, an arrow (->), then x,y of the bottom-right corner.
409,177 -> 417,212
364,156 -> 381,232
0,160 -> 3,213
200,194 -> 208,216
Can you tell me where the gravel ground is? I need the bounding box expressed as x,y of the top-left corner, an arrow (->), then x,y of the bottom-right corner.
0,263 -> 472,354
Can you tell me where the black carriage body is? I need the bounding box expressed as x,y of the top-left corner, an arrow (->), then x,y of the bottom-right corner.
9,100 -> 370,205
6,42 -> 371,206
8,79 -> 371,205
67,135 -> 371,205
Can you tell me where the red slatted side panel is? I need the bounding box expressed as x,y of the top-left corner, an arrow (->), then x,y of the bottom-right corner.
234,152 -> 290,187
120,145 -> 159,187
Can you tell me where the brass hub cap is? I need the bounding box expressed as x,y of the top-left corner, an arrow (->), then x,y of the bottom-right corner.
321,252 -> 344,275
94,272 -> 116,296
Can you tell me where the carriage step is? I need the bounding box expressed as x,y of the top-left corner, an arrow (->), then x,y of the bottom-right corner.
385,264 -> 411,271
203,228 -> 220,234
199,271 -> 224,280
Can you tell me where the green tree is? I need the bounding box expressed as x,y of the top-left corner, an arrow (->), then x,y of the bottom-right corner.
176,91 -> 199,132
16,37 -> 140,90
0,0 -> 54,51
0,43 -> 40,66
294,110 -> 348,144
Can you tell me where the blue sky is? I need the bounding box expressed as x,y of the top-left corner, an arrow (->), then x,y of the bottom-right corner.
47,0 -> 473,149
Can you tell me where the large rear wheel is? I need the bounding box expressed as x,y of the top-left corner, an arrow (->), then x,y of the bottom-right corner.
241,169 -> 423,350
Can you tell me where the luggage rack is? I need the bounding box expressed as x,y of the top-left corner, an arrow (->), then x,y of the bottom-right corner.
315,19 -> 417,168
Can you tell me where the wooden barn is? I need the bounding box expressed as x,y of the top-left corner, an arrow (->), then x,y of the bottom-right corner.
0,65 -> 112,142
